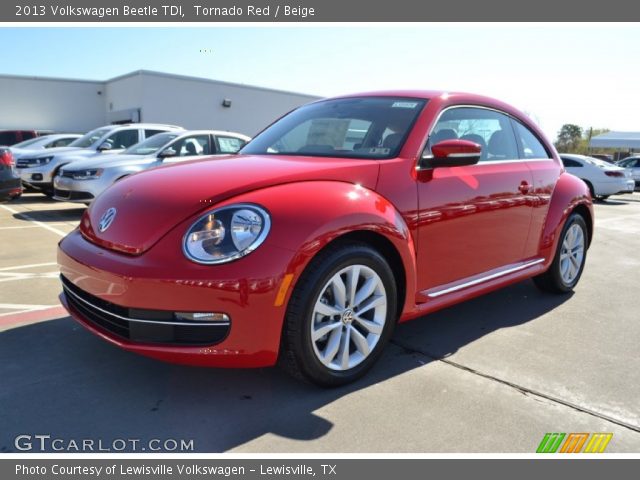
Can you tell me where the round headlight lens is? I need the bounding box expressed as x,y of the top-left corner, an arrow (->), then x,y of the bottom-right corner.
183,204 -> 270,264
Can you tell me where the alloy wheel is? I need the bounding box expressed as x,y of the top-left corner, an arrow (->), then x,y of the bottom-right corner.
310,264 -> 387,371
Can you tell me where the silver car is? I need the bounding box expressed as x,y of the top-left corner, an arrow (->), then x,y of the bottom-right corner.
52,130 -> 250,204
16,123 -> 183,196
616,156 -> 640,191
10,134 -> 82,160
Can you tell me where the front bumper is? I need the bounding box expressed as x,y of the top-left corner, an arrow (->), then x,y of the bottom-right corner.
17,164 -> 56,187
596,179 -> 634,196
53,175 -> 107,203
58,229 -> 296,368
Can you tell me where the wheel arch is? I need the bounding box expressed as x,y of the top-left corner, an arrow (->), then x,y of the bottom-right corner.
301,229 -> 408,322
571,203 -> 593,247
539,172 -> 594,264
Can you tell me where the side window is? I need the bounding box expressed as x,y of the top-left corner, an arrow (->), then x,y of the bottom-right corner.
216,136 -> 246,154
169,135 -> 211,157
104,129 -> 139,150
512,121 -> 551,159
144,129 -> 166,139
50,138 -> 74,148
561,158 -> 582,168
429,107 -> 518,162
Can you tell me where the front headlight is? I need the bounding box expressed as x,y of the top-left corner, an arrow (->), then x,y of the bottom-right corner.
71,169 -> 103,180
183,204 -> 271,264
26,156 -> 53,167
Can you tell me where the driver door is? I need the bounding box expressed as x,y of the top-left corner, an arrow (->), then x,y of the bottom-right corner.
416,106 -> 535,294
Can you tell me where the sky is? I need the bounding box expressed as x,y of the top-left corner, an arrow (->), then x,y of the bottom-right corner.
1,25 -> 639,140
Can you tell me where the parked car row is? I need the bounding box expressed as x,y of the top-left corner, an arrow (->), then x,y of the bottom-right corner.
10,123 -> 249,203
53,129 -> 250,203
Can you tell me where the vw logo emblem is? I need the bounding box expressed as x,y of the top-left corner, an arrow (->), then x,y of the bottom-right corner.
98,207 -> 117,233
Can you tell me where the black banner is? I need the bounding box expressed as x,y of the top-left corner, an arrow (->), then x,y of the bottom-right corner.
5,0 -> 640,22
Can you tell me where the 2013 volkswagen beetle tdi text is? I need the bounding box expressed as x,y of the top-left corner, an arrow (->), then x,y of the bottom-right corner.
57,91 -> 593,386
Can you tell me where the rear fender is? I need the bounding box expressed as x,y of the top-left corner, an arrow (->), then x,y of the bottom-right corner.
538,172 -> 593,266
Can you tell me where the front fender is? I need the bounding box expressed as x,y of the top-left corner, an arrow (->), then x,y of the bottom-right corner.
539,172 -> 593,266
220,181 -> 418,317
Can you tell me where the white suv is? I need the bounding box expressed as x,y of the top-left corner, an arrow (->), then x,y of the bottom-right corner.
16,123 -> 183,195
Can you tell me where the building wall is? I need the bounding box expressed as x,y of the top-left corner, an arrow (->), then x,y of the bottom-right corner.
137,72 -> 319,136
0,71 -> 319,136
0,75 -> 105,132
104,73 -> 144,124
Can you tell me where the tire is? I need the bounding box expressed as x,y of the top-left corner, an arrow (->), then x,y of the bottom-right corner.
533,213 -> 588,294
583,180 -> 595,199
280,242 -> 397,387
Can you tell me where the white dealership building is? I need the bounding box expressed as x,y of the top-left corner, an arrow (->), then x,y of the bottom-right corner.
0,69 -> 320,136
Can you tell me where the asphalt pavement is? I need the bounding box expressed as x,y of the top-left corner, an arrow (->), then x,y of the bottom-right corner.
1,193 -> 638,453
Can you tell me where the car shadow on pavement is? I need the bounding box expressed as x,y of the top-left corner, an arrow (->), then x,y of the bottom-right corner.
0,280 -> 571,453
11,194 -> 57,205
11,208 -> 85,223
602,194 -> 640,204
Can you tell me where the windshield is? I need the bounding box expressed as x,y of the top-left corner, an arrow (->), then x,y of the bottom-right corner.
241,97 -> 427,159
69,128 -> 111,148
12,137 -> 43,148
125,132 -> 181,155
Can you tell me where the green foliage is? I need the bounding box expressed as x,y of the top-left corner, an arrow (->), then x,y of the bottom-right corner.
555,125 -> 612,155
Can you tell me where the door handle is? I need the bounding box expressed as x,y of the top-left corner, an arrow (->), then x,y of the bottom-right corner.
518,181 -> 531,194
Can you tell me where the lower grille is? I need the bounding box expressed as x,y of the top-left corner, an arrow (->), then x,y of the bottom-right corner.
54,189 -> 94,201
61,275 -> 230,346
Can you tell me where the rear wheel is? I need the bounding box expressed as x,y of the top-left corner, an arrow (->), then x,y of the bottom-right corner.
281,242 -> 397,387
533,213 -> 588,294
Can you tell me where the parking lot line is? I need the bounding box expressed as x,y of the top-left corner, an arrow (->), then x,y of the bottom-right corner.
0,271 -> 59,283
0,305 -> 67,329
0,262 -> 57,271
0,303 -> 58,316
0,204 -> 68,237
0,225 -> 41,230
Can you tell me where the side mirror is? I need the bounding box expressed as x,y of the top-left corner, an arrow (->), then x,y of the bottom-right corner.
97,142 -> 112,152
420,139 -> 482,169
158,148 -> 177,159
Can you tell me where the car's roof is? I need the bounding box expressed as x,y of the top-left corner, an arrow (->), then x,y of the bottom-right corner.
110,123 -> 183,129
317,90 -> 532,122
178,130 -> 251,140
330,90 -> 509,103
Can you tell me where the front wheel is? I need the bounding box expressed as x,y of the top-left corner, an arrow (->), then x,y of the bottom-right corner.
280,242 -> 397,387
533,213 -> 588,294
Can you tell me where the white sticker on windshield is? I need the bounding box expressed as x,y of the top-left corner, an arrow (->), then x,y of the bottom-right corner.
368,147 -> 391,155
392,102 -> 419,108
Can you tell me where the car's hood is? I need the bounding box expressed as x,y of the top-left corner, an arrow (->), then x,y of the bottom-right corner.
81,155 -> 381,255
63,154 -> 155,171
11,146 -> 45,156
20,146 -> 84,158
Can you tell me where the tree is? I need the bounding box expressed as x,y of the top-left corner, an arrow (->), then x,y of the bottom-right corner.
555,124 -> 583,152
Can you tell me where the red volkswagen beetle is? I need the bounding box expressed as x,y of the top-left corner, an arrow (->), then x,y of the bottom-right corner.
58,91 -> 593,386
